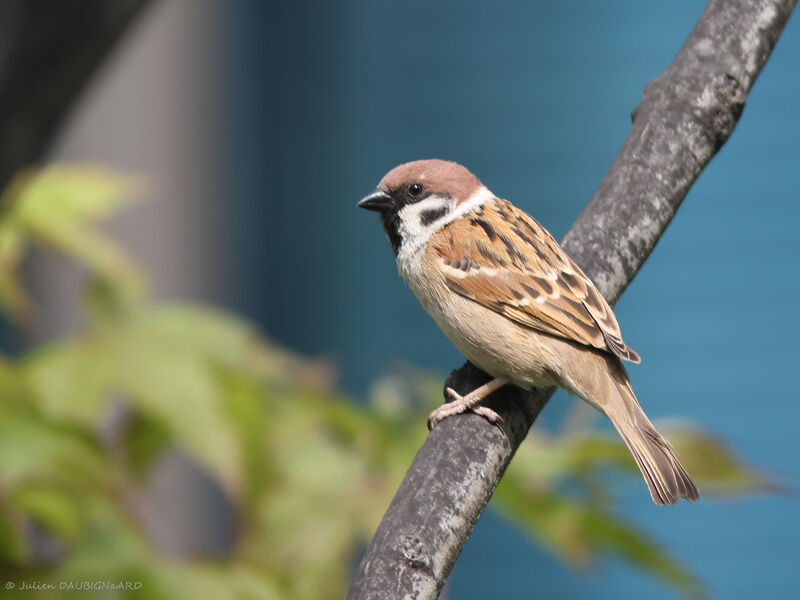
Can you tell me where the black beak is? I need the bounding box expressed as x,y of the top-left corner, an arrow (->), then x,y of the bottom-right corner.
357,188 -> 393,212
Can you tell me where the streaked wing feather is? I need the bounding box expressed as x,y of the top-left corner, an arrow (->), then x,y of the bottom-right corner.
434,199 -> 641,363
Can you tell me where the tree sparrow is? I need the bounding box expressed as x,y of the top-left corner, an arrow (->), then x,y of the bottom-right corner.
358,159 -> 698,505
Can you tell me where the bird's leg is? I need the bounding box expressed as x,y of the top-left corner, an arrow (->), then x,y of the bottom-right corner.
427,377 -> 510,430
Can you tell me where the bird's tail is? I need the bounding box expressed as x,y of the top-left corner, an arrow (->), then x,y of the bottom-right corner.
602,368 -> 699,505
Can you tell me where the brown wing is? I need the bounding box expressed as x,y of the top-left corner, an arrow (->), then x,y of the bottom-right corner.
432,198 -> 641,363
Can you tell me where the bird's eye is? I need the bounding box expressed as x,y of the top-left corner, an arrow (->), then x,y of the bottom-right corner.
408,183 -> 424,197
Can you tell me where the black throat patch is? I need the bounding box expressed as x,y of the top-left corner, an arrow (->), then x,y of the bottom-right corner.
380,210 -> 403,256
375,190 -> 449,257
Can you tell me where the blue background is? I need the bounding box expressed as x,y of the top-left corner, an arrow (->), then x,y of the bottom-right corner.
231,2 -> 799,598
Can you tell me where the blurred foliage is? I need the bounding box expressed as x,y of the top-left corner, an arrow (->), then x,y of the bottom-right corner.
0,166 -> 776,599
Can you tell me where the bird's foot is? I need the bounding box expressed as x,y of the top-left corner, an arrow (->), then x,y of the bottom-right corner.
427,386 -> 504,430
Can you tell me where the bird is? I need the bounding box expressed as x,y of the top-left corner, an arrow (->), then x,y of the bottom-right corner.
357,159 -> 698,505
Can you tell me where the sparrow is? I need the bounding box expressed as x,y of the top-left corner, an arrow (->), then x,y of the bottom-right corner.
357,159 -> 698,505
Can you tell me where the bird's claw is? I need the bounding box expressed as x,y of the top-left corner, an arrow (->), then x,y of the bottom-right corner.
427,387 -> 504,430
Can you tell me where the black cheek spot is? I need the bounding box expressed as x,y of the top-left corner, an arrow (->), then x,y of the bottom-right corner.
420,206 -> 448,226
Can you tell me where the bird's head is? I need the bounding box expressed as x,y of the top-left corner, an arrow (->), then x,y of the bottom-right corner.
358,159 -> 491,256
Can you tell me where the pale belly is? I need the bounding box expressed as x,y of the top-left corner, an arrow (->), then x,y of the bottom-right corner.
415,280 -> 562,390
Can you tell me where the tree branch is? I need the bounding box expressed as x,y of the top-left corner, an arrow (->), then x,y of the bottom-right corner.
347,1 -> 797,598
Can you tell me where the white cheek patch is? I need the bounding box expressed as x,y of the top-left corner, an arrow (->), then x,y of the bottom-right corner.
398,194 -> 452,242
396,186 -> 493,283
396,194 -> 452,281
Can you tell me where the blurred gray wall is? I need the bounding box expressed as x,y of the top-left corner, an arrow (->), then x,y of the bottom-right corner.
33,0 -> 233,337
31,0 -> 234,556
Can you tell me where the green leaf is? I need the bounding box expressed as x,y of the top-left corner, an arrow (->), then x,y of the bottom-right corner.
13,165 -> 137,220
146,562 -> 283,600
0,165 -> 144,322
0,357 -> 34,413
104,313 -> 243,495
9,484 -> 83,542
125,304 -> 259,370
0,416 -> 108,489
0,511 -> 25,564
121,414 -> 172,479
23,339 -> 115,426
0,219 -> 31,322
54,496 -> 152,586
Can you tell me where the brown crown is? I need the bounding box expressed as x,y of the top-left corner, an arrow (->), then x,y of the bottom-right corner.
379,159 -> 484,205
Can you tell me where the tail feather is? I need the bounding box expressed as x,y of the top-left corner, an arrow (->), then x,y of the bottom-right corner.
604,375 -> 699,505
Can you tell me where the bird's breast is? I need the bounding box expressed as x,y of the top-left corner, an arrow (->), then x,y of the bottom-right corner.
405,246 -> 561,389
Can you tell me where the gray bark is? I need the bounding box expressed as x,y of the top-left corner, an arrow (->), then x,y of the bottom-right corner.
347,1 -> 797,598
